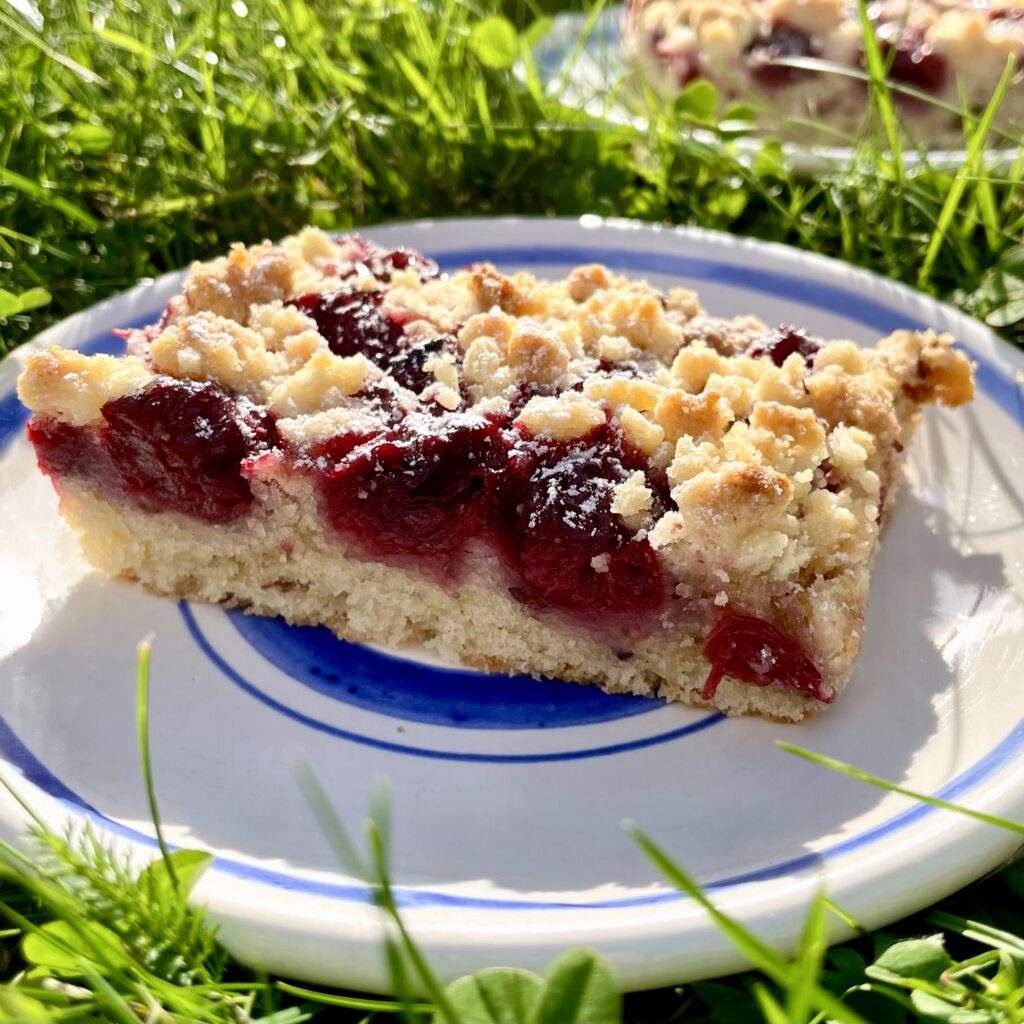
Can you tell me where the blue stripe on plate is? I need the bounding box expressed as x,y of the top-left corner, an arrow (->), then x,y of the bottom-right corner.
184,604 -> 724,761
226,607 -> 662,730
0,712 -> 1021,908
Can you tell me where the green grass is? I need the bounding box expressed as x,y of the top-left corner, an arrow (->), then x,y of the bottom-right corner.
2,0 -> 1024,1020
0,0 -> 1022,353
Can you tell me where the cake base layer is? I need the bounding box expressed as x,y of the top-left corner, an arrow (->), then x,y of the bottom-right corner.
55,476 -> 829,721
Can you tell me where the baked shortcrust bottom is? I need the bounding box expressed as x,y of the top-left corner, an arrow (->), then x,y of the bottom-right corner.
17,229 -> 976,720
58,476 -> 838,721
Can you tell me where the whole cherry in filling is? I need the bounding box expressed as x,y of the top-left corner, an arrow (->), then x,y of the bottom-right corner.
497,423 -> 669,620
314,411 -> 507,573
30,378 -> 277,522
701,613 -> 832,703
100,378 -> 278,522
291,289 -> 407,364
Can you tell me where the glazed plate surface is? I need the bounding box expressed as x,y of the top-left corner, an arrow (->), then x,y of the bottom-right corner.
1,217 -> 1023,992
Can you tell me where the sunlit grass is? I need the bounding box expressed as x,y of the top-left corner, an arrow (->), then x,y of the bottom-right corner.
0,0 -> 1021,354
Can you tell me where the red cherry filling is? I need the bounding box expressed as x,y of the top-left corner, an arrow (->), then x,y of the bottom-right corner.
290,289 -> 407,363
305,413 -> 670,624
745,23 -> 816,87
498,425 -> 670,619
701,613 -> 832,703
337,239 -> 439,283
746,324 -> 821,366
313,412 -> 506,573
102,379 -> 278,521
371,247 -> 439,282
28,417 -> 115,484
28,378 -> 278,523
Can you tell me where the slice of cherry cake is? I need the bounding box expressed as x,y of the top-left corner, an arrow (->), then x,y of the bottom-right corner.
16,230 -> 974,719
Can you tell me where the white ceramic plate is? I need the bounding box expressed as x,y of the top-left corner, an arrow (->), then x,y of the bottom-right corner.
533,8 -> 988,174
2,216 -> 1024,994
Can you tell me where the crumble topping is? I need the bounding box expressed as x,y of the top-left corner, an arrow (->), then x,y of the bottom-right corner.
267,351 -> 375,416
17,348 -> 151,427
517,393 -> 608,440
183,241 -> 295,324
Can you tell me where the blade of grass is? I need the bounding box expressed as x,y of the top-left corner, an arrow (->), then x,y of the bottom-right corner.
822,897 -> 863,934
786,889 -> 829,1023
627,824 -> 868,1024
854,0 -> 904,184
136,639 -> 178,888
776,742 -> 1024,834
275,981 -> 432,1014
929,911 -> 1024,959
0,8 -> 109,86
0,168 -> 99,232
365,818 -> 460,1024
752,983 -> 792,1023
293,766 -> 459,1022
291,761 -> 368,880
919,54 -> 1018,288
74,962 -> 143,1024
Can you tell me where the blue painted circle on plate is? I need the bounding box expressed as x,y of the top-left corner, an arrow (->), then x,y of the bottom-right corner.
228,610 -> 660,729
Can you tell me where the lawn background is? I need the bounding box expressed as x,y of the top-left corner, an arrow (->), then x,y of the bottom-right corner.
1,0 -> 1024,1020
